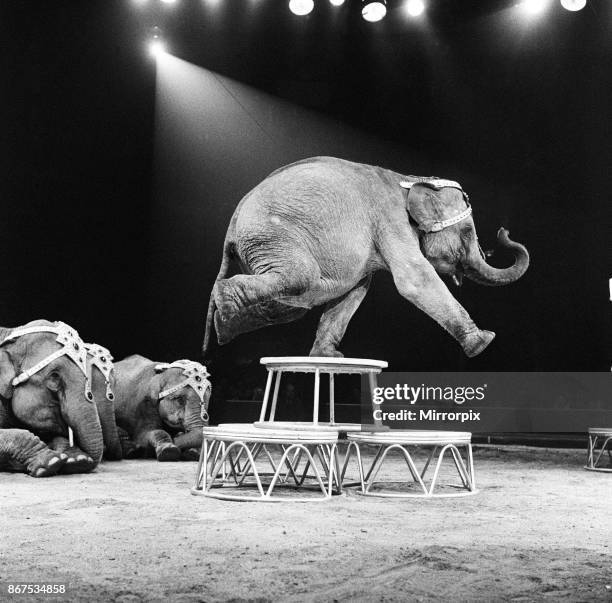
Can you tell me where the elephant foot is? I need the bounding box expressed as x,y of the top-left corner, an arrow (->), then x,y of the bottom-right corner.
309,343 -> 344,358
120,437 -> 143,459
156,443 -> 181,462
213,280 -> 241,323
123,446 -> 145,460
27,450 -> 68,478
59,447 -> 96,474
462,329 -> 495,358
180,447 -> 201,462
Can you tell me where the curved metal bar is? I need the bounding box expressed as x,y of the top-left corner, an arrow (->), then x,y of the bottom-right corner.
340,441 -> 365,492
269,444 -> 329,498
366,444 -> 428,495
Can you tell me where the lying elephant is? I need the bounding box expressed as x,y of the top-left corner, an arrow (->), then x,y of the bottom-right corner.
85,343 -> 122,460
203,156 -> 529,358
0,320 -> 104,477
113,357 -> 211,461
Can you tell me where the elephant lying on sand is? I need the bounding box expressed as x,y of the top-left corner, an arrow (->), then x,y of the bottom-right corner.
113,357 -> 211,461
85,343 -> 122,461
203,156 -> 529,358
0,320 -> 104,477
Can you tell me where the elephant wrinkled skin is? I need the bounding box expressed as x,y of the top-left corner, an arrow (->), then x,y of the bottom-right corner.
0,320 -> 104,477
203,157 -> 529,358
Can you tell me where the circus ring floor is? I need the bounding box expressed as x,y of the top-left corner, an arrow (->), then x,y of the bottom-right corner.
1,446 -> 611,602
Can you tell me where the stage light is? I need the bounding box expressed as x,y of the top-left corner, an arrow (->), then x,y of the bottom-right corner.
362,0 -> 387,22
148,26 -> 166,59
330,0 -> 345,6
149,39 -> 167,57
405,0 -> 425,17
289,0 -> 314,16
520,0 -> 549,14
560,0 -> 586,10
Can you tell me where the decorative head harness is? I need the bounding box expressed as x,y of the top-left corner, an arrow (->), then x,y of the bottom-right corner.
84,343 -> 115,402
154,359 -> 211,422
400,178 -> 472,233
0,321 -> 92,401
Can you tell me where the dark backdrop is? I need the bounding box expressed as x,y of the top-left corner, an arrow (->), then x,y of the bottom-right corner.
1,1 -> 610,383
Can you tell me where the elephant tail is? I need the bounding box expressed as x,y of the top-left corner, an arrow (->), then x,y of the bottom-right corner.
202,238 -> 234,362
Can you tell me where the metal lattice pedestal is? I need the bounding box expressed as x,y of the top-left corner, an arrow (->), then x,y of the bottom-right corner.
585,428 -> 612,472
342,430 -> 477,498
254,356 -> 388,431
191,425 -> 341,502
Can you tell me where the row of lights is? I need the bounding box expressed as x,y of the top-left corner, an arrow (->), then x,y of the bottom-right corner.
139,0 -> 588,20
290,0 -> 422,19
145,0 -> 588,45
289,0 -> 588,21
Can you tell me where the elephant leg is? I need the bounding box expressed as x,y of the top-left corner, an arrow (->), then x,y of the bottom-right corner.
213,257 -> 320,323
48,436 -> 97,474
0,429 -> 67,477
117,427 -> 142,459
379,230 -> 495,357
136,429 -> 180,462
215,299 -> 309,345
310,276 -> 372,357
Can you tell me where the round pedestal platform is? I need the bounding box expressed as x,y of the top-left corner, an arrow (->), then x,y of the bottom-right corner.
254,421 -> 364,433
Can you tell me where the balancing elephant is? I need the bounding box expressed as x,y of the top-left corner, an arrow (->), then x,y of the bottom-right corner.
113,356 -> 211,461
203,156 -> 529,358
0,320 -> 104,477
85,343 -> 122,460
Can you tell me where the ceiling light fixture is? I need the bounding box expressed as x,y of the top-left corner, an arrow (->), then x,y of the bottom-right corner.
289,0 -> 314,16
560,0 -> 586,10
362,0 -> 387,22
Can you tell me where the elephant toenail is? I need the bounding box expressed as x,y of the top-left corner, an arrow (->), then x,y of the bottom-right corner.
49,457 -> 61,466
77,455 -> 86,461
67,458 -> 75,463
60,453 -> 68,460
35,468 -> 46,477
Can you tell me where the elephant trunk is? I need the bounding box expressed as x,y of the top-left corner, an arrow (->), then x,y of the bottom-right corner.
184,396 -> 207,432
464,227 -> 529,287
173,395 -> 208,450
96,395 -> 123,461
63,382 -> 104,466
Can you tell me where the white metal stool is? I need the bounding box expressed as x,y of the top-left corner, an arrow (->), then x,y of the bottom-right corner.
585,428 -> 612,472
191,425 -> 341,501
254,356 -> 388,431
342,430 -> 477,497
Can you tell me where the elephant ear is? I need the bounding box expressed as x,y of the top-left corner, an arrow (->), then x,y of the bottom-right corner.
0,349 -> 16,399
403,183 -> 445,233
147,371 -> 166,404
402,180 -> 467,233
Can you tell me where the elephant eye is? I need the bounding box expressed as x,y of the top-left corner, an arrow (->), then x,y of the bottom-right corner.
46,371 -> 63,390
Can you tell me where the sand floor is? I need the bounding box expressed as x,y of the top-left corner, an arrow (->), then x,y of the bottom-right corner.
1,445 -> 611,602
